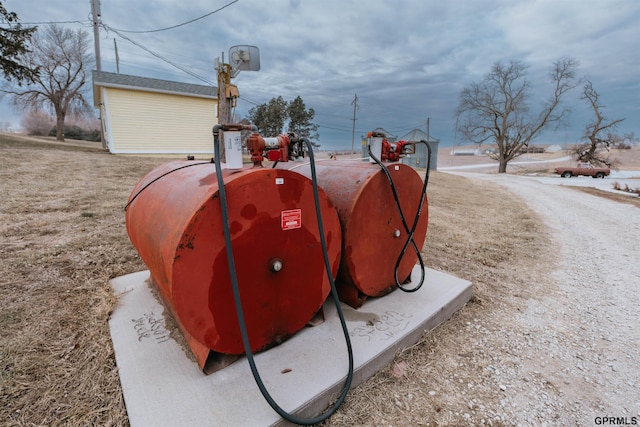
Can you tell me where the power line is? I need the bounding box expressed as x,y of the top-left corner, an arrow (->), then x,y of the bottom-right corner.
103,24 -> 215,86
236,95 -> 425,137
1,19 -> 89,26
319,124 -> 354,132
238,96 -> 261,106
109,0 -> 239,34
101,42 -> 214,76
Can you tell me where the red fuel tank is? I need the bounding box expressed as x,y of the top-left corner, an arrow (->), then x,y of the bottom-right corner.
125,160 -> 342,368
284,161 -> 428,308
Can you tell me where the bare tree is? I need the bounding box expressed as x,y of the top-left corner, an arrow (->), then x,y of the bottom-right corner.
612,132 -> 639,150
572,81 -> 625,167
456,58 -> 579,173
1,24 -> 93,141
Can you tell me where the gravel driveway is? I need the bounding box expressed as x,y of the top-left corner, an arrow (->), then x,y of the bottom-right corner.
458,172 -> 640,426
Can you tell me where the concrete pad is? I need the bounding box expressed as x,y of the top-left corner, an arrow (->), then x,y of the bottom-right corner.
108,266 -> 471,426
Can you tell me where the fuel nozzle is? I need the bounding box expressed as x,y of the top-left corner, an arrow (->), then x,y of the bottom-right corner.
286,133 -> 305,160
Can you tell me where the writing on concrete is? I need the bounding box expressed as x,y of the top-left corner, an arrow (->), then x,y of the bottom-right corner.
132,312 -> 171,344
350,310 -> 413,342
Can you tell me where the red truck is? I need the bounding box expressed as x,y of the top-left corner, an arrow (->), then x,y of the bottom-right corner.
553,163 -> 610,178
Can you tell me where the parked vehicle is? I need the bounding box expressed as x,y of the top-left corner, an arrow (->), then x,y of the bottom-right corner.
553,163 -> 610,178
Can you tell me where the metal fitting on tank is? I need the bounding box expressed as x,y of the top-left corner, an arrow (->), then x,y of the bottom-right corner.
270,258 -> 283,272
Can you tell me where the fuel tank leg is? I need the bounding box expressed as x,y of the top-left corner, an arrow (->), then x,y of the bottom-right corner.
337,282 -> 368,309
203,352 -> 241,375
307,307 -> 325,327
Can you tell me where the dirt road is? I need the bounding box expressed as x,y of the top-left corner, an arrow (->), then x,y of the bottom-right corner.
459,172 -> 640,425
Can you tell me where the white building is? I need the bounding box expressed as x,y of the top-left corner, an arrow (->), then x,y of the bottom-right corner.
92,71 -> 218,154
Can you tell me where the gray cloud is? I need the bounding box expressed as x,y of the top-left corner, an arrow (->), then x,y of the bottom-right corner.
3,0 -> 639,148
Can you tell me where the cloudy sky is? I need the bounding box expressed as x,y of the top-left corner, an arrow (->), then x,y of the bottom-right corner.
2,0 -> 639,149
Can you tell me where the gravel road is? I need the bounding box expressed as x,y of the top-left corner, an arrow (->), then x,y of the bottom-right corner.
460,173 -> 640,426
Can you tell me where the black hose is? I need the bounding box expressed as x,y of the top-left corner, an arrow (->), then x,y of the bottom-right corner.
213,129 -> 354,425
367,140 -> 432,292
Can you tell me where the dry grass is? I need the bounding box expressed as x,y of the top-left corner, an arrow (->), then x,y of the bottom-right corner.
1,135 -> 553,426
1,136 -> 166,426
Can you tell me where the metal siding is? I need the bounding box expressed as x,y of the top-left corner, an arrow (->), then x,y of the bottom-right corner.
107,88 -> 217,154
401,140 -> 439,170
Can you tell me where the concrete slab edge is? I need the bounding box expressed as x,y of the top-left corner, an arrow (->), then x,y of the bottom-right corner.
277,284 -> 473,425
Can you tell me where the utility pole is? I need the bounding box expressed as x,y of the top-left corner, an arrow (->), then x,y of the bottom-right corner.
113,38 -> 120,73
90,0 -> 101,71
351,93 -> 358,154
215,53 -> 230,162
90,0 -> 105,149
214,46 -> 259,162
217,53 -> 232,125
426,117 -> 431,169
426,117 -> 430,142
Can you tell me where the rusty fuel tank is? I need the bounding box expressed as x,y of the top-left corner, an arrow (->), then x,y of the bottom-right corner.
282,160 -> 428,308
125,160 -> 341,371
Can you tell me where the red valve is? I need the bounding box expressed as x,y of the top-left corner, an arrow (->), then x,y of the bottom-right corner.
380,139 -> 414,162
246,133 -> 266,167
246,132 -> 300,167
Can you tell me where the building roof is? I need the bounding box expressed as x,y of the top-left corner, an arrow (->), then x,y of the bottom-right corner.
371,127 -> 398,141
92,70 -> 217,105
399,128 -> 439,142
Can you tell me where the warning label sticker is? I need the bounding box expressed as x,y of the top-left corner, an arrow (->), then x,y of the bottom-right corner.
281,209 -> 302,230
